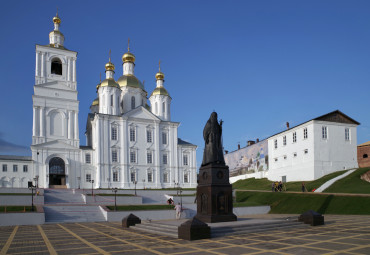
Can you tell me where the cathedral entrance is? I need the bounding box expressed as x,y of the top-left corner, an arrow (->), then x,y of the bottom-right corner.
49,157 -> 66,186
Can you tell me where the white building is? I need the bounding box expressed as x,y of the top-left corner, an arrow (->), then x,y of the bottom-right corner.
267,110 -> 359,182
0,14 -> 197,189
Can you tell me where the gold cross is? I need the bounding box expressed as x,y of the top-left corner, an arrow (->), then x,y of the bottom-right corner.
128,38 -> 130,52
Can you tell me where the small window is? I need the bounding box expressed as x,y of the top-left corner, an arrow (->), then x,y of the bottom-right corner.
130,127 -> 136,142
274,158 -> 278,162
148,172 -> 153,182
85,153 -> 91,164
163,172 -> 169,183
293,132 -> 297,143
322,126 -> 327,139
113,171 -> 118,182
130,151 -> 136,163
51,58 -> 62,75
130,172 -> 136,182
303,128 -> 308,139
111,126 -> 117,140
147,130 -> 152,143
13,165 -> 18,172
112,150 -> 118,162
274,139 -> 277,149
283,136 -> 286,146
304,149 -> 308,154
23,165 -> 28,173
86,174 -> 91,182
163,154 -> 168,165
162,132 -> 167,145
184,173 -> 189,183
131,96 -> 135,110
147,151 -> 153,164
363,154 -> 368,159
2,164 -> 7,172
293,152 -> 297,157
183,155 -> 188,166
284,155 -> 287,160
345,128 -> 350,141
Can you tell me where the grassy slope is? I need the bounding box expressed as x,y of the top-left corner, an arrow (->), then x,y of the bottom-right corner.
232,170 -> 347,192
324,167 -> 370,194
236,191 -> 370,215
107,204 -> 174,211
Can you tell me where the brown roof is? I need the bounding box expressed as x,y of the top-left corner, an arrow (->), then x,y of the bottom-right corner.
358,141 -> 370,147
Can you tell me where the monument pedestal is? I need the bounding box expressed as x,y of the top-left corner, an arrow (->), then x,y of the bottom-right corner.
195,163 -> 237,223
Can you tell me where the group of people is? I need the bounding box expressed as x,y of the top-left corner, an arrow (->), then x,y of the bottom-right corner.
272,181 -> 284,192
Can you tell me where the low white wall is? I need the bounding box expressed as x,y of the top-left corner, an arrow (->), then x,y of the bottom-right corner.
0,195 -> 44,206
230,171 -> 268,184
0,212 -> 45,226
0,188 -> 44,195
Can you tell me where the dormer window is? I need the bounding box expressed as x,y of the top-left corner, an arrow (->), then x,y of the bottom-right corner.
51,58 -> 62,75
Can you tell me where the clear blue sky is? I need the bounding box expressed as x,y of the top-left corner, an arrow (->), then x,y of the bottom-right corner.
1,0 -> 370,167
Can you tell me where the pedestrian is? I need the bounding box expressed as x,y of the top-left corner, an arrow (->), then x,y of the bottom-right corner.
301,182 -> 306,192
174,203 -> 182,219
271,182 -> 274,192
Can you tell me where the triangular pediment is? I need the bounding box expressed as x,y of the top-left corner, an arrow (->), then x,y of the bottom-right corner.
35,81 -> 74,91
124,106 -> 160,121
31,140 -> 80,150
314,110 -> 360,125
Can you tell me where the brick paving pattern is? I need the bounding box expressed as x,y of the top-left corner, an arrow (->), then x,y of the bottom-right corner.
0,215 -> 369,254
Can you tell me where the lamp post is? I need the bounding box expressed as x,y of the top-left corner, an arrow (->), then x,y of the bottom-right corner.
142,179 -> 145,190
29,185 -> 36,212
77,177 -> 80,189
112,187 -> 118,211
133,180 -> 137,196
90,180 -> 94,196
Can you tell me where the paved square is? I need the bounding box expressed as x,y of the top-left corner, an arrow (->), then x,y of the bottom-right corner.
0,215 -> 369,254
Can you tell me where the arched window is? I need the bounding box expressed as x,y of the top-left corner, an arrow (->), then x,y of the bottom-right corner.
364,154 -> 368,159
51,58 -> 62,75
131,96 -> 135,110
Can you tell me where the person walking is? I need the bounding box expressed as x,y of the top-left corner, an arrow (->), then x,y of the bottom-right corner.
175,203 -> 182,219
301,182 -> 306,192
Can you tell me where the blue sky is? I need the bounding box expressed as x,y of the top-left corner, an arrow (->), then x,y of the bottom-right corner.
1,0 -> 370,167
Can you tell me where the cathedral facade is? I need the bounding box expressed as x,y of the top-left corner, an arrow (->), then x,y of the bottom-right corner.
1,14 -> 197,189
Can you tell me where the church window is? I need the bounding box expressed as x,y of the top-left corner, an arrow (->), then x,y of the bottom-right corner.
85,153 -> 91,164
130,150 -> 136,163
345,128 -> 350,141
112,150 -> 118,162
13,165 -> 18,172
147,151 -> 153,164
293,132 -> 297,143
293,152 -> 297,157
147,130 -> 152,143
86,174 -> 91,182
51,58 -> 62,75
163,102 -> 165,114
322,126 -> 327,139
111,126 -> 117,140
184,173 -> 189,183
131,96 -> 135,110
304,128 -> 308,139
283,136 -> 286,146
162,132 -> 167,145
130,171 -> 136,182
363,154 -> 368,158
148,171 -> 153,182
130,127 -> 136,142
113,171 -> 118,182
274,139 -> 277,149
163,172 -> 169,183
163,154 -> 168,165
23,165 -> 28,173
183,155 -> 188,166
2,164 -> 7,172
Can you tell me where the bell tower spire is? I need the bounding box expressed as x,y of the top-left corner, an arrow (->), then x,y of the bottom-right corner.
49,10 -> 64,48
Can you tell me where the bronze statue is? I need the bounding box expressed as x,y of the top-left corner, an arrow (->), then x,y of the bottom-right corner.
202,112 -> 225,166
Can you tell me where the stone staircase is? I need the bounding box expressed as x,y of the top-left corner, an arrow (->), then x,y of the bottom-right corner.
43,189 -> 106,223
131,218 -> 308,238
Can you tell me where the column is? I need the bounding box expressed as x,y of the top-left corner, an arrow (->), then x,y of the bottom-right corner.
41,53 -> 45,78
68,111 -> 72,139
35,52 -> 39,77
72,58 -> 76,82
67,58 -> 70,81
40,107 -> 44,137
33,107 -> 37,136
74,111 -> 78,140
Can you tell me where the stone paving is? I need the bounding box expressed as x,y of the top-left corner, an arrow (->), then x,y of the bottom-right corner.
0,214 -> 369,254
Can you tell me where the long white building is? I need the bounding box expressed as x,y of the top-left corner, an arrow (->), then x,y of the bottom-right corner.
0,14 -> 197,189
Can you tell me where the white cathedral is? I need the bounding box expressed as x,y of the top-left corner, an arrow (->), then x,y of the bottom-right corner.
0,14 -> 197,189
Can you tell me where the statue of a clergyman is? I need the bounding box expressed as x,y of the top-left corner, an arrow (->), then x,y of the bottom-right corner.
202,112 -> 225,166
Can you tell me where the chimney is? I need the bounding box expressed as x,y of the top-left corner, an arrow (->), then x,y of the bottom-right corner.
225,150 -> 228,154
286,122 -> 290,129
238,144 -> 240,150
256,138 -> 259,143
247,140 -> 255,146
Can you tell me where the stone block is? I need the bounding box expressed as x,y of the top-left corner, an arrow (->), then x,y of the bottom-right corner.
122,213 -> 141,228
178,217 -> 211,241
299,210 -> 324,226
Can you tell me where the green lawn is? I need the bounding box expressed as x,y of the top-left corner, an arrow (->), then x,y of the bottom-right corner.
0,206 -> 34,213
324,167 -> 370,194
107,204 -> 175,211
236,191 -> 370,215
0,193 -> 33,196
232,170 -> 348,192
87,194 -> 134,196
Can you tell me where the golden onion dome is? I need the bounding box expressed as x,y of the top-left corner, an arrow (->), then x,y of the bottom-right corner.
117,75 -> 146,91
92,97 -> 99,106
100,78 -> 120,89
122,52 -> 136,63
151,87 -> 170,97
155,71 -> 165,80
105,61 -> 115,72
53,15 -> 61,24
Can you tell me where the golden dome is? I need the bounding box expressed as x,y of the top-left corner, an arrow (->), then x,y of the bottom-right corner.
122,52 -> 135,63
151,87 -> 170,97
53,15 -> 61,24
100,78 -> 120,89
105,61 -> 115,72
155,71 -> 164,80
117,75 -> 146,91
92,97 -> 99,106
